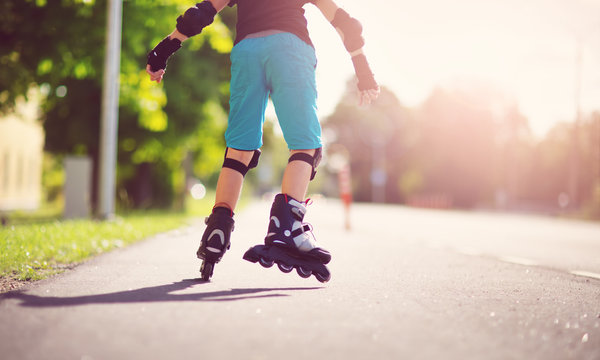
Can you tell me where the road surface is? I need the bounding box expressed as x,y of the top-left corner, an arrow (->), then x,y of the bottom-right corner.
1,198 -> 599,359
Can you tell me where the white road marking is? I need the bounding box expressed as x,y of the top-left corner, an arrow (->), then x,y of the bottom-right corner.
442,246 -> 600,282
569,270 -> 600,280
455,247 -> 482,256
497,256 -> 538,266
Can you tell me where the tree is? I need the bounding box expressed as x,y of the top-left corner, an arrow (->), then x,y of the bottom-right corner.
525,112 -> 600,216
492,105 -> 535,209
413,87 -> 497,207
1,0 -> 237,210
324,81 -> 411,203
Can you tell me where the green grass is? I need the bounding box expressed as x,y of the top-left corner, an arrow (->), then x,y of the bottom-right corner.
2,202 -> 63,225
0,195 -> 215,282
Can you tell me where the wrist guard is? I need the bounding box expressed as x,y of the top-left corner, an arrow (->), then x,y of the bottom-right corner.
331,8 -> 365,53
176,1 -> 217,38
351,54 -> 378,91
147,36 -> 182,72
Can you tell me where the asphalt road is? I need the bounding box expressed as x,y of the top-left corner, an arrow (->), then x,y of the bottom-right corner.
1,198 -> 599,360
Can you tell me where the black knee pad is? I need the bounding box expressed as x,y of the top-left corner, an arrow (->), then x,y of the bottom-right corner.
288,148 -> 322,181
222,148 -> 261,177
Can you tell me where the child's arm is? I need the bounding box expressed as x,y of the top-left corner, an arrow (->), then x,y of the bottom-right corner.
312,0 -> 380,105
146,0 -> 230,83
312,0 -> 337,21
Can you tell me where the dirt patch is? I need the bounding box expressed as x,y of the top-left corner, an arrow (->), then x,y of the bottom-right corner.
0,265 -> 77,294
0,277 -> 29,293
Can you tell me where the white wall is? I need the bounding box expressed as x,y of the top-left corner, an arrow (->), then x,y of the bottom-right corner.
0,99 -> 44,211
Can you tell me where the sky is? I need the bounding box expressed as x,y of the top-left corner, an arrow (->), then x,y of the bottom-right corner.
303,0 -> 600,138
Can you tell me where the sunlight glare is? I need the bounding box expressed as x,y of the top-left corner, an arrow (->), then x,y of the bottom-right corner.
307,0 -> 600,137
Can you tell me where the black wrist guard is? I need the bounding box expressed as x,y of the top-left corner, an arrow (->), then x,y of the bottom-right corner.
147,36 -> 182,72
176,1 -> 217,38
351,54 -> 378,91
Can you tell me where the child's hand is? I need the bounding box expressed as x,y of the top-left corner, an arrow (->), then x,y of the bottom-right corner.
359,87 -> 380,106
146,65 -> 165,83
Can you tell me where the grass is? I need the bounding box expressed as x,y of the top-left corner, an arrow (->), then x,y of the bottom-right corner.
0,194 -> 215,286
2,201 -> 63,225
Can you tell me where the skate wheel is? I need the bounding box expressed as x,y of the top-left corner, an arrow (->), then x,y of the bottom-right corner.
315,271 -> 331,283
200,261 -> 214,281
259,257 -> 274,268
277,262 -> 294,273
296,266 -> 312,278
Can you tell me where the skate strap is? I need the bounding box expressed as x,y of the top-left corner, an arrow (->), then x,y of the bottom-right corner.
284,194 -> 311,207
291,224 -> 312,238
291,207 -> 305,221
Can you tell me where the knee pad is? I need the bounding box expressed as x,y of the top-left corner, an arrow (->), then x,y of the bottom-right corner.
176,1 -> 218,38
330,9 -> 365,53
288,148 -> 322,181
222,148 -> 261,177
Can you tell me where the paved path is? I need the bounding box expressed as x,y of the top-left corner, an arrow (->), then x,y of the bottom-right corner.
1,199 -> 599,359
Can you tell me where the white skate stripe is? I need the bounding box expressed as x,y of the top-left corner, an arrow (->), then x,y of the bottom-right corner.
270,216 -> 280,228
206,247 -> 221,253
208,229 -> 225,246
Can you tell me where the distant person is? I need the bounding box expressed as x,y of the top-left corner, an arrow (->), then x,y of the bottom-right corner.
146,0 -> 379,282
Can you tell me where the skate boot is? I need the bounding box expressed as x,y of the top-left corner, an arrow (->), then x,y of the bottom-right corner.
243,194 -> 331,283
197,207 -> 235,281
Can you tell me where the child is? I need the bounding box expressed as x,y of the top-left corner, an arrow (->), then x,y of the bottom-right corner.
146,0 -> 379,282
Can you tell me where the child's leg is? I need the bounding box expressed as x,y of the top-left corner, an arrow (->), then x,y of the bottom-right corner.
281,149 -> 316,201
214,148 -> 256,211
242,34 -> 330,282
197,148 -> 258,280
264,34 -> 321,202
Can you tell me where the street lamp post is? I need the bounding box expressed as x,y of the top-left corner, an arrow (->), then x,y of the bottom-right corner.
98,0 -> 123,219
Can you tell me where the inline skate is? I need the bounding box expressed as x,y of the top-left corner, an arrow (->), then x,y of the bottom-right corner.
197,207 -> 235,281
243,194 -> 331,282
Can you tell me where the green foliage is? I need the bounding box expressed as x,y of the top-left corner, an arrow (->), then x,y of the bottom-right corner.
528,112 -> 600,215
1,0 -> 237,210
0,0 -> 105,112
42,153 -> 65,201
324,83 -> 412,203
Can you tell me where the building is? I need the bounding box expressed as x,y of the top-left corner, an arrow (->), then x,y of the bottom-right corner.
0,94 -> 44,211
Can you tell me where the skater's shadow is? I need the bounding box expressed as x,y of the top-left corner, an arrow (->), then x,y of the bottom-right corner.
2,279 -> 324,308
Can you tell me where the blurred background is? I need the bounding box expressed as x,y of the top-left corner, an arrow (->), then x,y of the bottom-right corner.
1,0 -> 599,221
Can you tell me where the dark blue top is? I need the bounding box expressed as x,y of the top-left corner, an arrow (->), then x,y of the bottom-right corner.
228,0 -> 316,46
